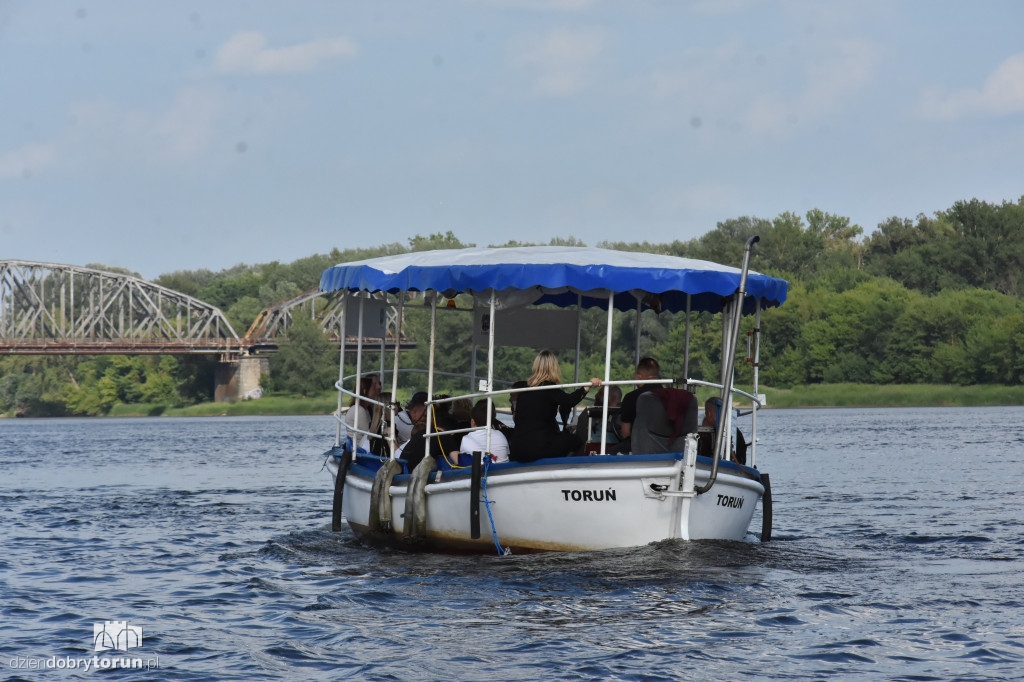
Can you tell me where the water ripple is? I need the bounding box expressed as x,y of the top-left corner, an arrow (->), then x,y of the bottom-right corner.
2,411 -> 1023,680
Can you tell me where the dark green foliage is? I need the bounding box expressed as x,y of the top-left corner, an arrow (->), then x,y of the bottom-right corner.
3,205 -> 1022,417
270,315 -> 336,397
0,354 -> 206,417
758,279 -> 1024,386
864,197 -> 1024,296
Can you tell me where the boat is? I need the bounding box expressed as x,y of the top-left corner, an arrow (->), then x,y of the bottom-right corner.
319,237 -> 788,553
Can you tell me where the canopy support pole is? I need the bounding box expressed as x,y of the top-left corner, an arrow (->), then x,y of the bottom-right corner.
335,292 -> 348,448
634,298 -> 642,367
426,294 -> 438,462
719,302 -> 730,387
600,292 -> 615,455
353,294 -> 366,449
388,294 -> 405,457
750,302 -> 762,468
378,299 -> 385,385
574,294 -> 582,384
683,294 -> 692,381
485,291 -> 497,454
470,298 -> 478,393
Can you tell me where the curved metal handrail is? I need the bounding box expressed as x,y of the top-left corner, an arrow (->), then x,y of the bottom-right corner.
696,234 -> 759,495
685,379 -> 763,408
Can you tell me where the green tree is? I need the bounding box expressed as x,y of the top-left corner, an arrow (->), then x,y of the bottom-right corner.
863,197 -> 1024,297
227,296 -> 264,334
270,315 -> 336,397
153,271 -> 205,297
408,231 -> 471,252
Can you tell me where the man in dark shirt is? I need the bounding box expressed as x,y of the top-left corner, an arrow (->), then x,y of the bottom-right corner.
616,357 -> 661,453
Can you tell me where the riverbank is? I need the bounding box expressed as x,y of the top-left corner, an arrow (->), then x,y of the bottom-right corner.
106,393 -> 340,418
762,383 -> 1024,408
90,383 -> 1024,418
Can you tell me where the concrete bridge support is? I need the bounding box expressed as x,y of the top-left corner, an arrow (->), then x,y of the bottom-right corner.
215,356 -> 270,402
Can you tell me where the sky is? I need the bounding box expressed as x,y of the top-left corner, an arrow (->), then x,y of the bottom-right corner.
2,0 -> 1023,280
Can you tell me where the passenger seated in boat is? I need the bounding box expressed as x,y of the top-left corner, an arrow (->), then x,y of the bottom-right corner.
701,397 -> 720,431
630,388 -> 697,455
510,350 -> 601,462
457,399 -> 510,464
700,397 -> 748,465
344,374 -> 382,451
508,380 -> 528,425
400,405 -> 460,472
452,397 -> 473,430
370,392 -> 392,457
595,384 -> 622,412
574,385 -> 622,455
615,357 -> 662,453
394,391 -> 428,447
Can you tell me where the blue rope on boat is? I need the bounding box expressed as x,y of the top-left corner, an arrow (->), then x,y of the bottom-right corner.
481,458 -> 510,556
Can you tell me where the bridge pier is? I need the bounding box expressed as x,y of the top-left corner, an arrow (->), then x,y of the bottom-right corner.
215,356 -> 269,402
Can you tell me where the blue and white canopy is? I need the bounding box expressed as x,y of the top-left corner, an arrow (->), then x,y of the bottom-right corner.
319,246 -> 788,314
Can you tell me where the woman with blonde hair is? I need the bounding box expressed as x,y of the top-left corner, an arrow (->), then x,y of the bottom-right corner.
511,350 -> 600,462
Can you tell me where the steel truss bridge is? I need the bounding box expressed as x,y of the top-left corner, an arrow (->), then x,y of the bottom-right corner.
0,260 -> 410,358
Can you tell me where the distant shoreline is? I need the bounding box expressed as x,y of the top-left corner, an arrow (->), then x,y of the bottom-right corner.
4,383 -> 1018,418
761,383 -> 1024,409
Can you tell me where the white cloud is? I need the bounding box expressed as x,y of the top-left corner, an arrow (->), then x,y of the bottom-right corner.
214,32 -> 358,75
647,38 -> 880,138
649,40 -> 744,100
154,87 -> 230,159
744,40 -> 880,135
920,52 -> 1024,120
467,0 -> 594,10
689,0 -> 760,17
803,40 -> 878,113
514,28 -> 608,96
10,84 -> 250,180
0,143 -> 57,179
62,86 -> 232,166
659,181 -> 738,216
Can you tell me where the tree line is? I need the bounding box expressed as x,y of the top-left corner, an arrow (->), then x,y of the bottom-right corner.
1,197 -> 1021,416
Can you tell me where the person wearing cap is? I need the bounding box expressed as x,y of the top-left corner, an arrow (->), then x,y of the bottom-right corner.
395,392 -> 428,447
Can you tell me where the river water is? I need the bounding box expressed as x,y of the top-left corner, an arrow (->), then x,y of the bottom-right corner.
1,407 -> 1022,680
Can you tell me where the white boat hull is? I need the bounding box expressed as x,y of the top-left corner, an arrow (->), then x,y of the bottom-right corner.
328,451 -> 765,553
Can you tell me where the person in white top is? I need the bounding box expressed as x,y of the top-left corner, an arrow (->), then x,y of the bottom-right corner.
394,392 -> 428,447
458,399 -> 510,463
344,374 -> 382,451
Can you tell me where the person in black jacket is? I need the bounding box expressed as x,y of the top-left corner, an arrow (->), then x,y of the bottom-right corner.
400,404 -> 460,472
510,350 -> 601,462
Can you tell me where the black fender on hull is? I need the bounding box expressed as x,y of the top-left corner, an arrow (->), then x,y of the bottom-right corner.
760,472 -> 772,542
470,451 -> 482,540
330,447 -> 351,532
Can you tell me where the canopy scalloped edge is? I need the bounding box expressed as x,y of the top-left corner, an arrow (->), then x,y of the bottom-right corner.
319,246 -> 788,314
